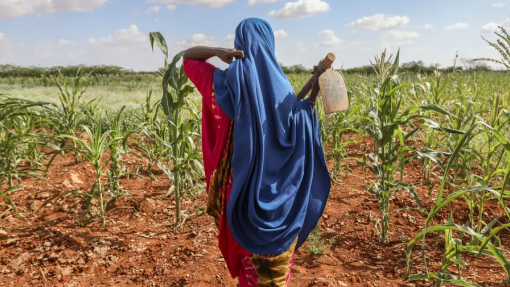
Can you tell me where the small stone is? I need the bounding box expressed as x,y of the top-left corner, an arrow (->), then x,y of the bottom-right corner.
70,173 -> 83,184
62,179 -> 74,189
61,267 -> 73,276
338,281 -> 348,287
107,264 -> 118,273
77,258 -> 85,265
44,241 -> 51,247
0,229 -> 7,236
38,192 -> 51,199
9,252 -> 31,274
30,201 -> 41,211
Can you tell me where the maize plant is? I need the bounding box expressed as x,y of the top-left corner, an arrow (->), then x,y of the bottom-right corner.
136,88 -> 161,127
106,106 -> 133,195
328,104 -> 362,182
412,67 -> 457,179
474,19 -> 510,71
133,89 -> 168,179
150,32 -> 204,228
407,121 -> 510,287
0,96 -> 49,221
463,95 -> 510,235
53,69 -> 91,136
58,123 -> 128,227
359,49 -> 459,244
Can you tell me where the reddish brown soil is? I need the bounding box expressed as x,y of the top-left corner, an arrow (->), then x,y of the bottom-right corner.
0,138 -> 508,287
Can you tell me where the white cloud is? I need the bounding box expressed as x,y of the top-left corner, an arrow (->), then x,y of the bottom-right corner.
0,32 -> 5,42
177,33 -> 216,48
481,23 -> 500,34
167,4 -> 177,10
146,0 -> 234,8
88,25 -> 147,47
445,23 -> 469,30
221,34 -> 235,47
268,10 -> 276,16
348,14 -> 410,31
274,29 -> 289,39
271,0 -> 330,19
146,6 -> 160,13
319,29 -> 342,47
491,2 -> 506,7
349,41 -> 366,47
0,0 -> 107,20
417,24 -> 433,29
248,0 -> 277,5
292,29 -> 340,52
295,41 -> 312,52
224,34 -> 235,41
382,30 -> 419,40
480,19 -> 510,33
380,30 -> 419,46
58,39 -> 75,45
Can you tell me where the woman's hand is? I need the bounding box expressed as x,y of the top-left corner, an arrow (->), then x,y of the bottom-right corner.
216,48 -> 245,64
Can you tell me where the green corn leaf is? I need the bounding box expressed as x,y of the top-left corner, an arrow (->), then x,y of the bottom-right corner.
149,32 -> 168,61
486,243 -> 510,276
427,186 -> 496,227
480,218 -> 501,235
477,223 -> 510,261
407,224 -> 485,269
161,88 -> 173,117
394,181 -> 423,209
392,49 -> 400,76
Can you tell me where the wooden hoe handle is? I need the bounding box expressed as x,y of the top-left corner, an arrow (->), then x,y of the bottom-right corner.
296,53 -> 335,101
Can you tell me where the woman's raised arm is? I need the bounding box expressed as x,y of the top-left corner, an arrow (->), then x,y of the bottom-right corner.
183,46 -> 244,64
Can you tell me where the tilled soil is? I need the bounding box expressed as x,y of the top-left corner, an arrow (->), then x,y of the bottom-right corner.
0,138 -> 508,286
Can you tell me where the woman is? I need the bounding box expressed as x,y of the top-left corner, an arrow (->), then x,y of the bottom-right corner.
183,18 -> 331,287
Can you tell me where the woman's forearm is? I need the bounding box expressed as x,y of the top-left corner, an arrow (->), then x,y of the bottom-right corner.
296,77 -> 314,101
308,81 -> 321,109
184,46 -> 244,64
183,46 -> 219,61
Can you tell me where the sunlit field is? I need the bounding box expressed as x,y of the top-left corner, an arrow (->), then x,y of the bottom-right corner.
2,29 -> 510,286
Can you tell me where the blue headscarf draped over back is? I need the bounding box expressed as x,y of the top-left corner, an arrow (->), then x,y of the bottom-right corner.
213,18 -> 331,255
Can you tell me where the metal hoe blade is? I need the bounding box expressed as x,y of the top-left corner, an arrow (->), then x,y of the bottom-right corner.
319,70 -> 349,114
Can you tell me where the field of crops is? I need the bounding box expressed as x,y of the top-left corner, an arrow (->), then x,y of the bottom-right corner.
1,32 -> 510,286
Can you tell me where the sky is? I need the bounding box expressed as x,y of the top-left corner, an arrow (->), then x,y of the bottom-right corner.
0,0 -> 508,71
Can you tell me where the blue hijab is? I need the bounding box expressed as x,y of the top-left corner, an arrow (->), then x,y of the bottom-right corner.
213,18 -> 331,255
